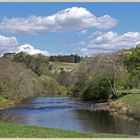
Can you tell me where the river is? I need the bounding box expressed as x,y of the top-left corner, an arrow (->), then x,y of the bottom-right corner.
0,97 -> 140,136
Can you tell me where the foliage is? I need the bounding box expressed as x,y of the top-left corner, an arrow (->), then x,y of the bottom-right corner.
0,57 -> 70,105
49,54 -> 81,63
40,75 -> 67,96
3,53 -> 16,60
56,70 -> 71,88
71,53 -> 129,100
124,44 -> 140,88
81,76 -> 111,101
0,58 -> 43,103
2,45 -> 140,103
12,52 -> 49,76
0,97 -> 13,107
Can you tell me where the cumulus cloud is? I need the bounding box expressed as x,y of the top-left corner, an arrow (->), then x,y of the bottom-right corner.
0,34 -> 49,56
96,15 -> 118,29
80,31 -> 140,56
0,7 -> 118,34
0,43 -> 50,56
18,44 -> 49,55
0,34 -> 18,47
0,34 -> 18,56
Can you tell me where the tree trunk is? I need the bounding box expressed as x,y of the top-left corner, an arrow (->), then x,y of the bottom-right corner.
108,80 -> 117,98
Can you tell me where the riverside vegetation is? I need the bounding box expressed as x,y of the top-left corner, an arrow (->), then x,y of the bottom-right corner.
68,44 -> 140,119
0,44 -> 140,137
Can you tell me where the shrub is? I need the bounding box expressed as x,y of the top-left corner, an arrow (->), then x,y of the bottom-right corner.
82,76 -> 111,101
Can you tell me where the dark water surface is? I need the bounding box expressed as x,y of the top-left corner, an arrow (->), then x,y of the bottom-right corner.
0,97 -> 140,136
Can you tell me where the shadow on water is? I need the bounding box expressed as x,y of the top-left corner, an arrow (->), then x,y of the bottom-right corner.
0,97 -> 140,136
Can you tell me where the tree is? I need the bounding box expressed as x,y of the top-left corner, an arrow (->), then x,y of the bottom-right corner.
124,44 -> 140,88
49,55 -> 81,63
0,58 -> 43,102
71,53 -> 129,100
13,52 -> 26,62
57,69 -> 71,88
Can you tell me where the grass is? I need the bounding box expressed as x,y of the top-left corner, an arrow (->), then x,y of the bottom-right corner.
0,122 -> 137,138
117,89 -> 140,95
116,94 -> 140,118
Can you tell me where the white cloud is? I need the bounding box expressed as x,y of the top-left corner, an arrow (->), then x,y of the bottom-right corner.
80,31 -> 140,56
0,7 -> 118,34
0,43 -> 50,56
96,15 -> 118,29
17,44 -> 49,56
0,34 -> 50,56
0,34 -> 18,56
0,34 -> 18,47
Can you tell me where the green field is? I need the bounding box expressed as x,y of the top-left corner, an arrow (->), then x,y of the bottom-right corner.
49,62 -> 79,69
0,122 -> 137,138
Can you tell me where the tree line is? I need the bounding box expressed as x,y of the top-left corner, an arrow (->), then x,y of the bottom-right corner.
0,52 -> 70,106
49,55 -> 82,63
1,44 -> 140,105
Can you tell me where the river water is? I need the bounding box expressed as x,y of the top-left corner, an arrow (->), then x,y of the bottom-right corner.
0,97 -> 140,136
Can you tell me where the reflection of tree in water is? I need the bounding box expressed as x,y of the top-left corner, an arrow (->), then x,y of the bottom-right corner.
0,109 -> 30,124
73,109 -> 140,135
0,109 -> 15,122
137,122 -> 140,135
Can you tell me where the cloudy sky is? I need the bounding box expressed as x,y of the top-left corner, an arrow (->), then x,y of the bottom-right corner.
0,2 -> 140,56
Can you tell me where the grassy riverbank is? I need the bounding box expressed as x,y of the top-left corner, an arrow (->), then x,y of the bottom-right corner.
114,94 -> 140,119
0,122 -> 138,138
86,89 -> 140,120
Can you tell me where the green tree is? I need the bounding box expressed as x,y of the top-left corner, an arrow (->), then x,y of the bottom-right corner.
71,53 -> 129,100
13,52 -> 26,62
124,44 -> 140,88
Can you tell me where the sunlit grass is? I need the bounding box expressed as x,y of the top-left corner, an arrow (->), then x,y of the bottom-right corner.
117,94 -> 140,118
0,122 -> 137,138
117,89 -> 140,94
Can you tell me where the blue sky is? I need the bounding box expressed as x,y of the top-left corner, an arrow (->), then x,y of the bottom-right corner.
0,2 -> 140,56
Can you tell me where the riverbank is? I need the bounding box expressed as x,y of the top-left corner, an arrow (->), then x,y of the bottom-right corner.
86,93 -> 140,120
0,96 -> 37,110
0,94 -> 68,110
111,94 -> 140,119
0,122 -> 138,138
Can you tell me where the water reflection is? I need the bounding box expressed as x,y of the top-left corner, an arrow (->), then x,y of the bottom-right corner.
73,110 -> 140,135
0,97 -> 140,136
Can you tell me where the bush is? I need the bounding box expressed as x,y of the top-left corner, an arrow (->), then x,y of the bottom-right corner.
82,76 -> 111,101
